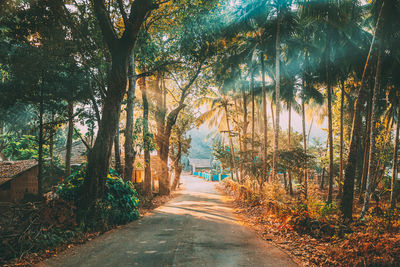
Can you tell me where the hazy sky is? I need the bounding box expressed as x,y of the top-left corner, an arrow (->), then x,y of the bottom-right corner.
280,107 -> 327,143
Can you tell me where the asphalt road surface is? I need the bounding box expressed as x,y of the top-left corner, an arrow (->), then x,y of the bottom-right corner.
39,175 -> 297,267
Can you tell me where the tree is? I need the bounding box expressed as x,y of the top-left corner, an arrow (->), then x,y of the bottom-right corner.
124,55 -> 137,181
0,0 -> 89,192
391,102 -> 400,209
197,88 -> 239,181
140,76 -> 152,198
272,0 -> 281,182
341,0 -> 385,220
82,0 -> 154,205
170,111 -> 193,191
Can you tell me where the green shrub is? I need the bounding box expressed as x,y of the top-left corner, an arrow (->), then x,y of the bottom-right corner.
56,165 -> 140,229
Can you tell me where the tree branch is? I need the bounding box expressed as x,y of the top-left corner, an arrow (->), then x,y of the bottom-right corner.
136,60 -> 183,79
89,80 -> 101,123
74,128 -> 92,151
123,0 -> 155,46
179,60 -> 204,106
92,0 -> 118,49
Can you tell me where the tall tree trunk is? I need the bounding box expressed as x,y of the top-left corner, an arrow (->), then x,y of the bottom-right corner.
114,118 -> 122,175
235,100 -> 243,183
272,15 -> 281,181
224,104 -> 239,182
172,136 -> 182,191
261,53 -> 268,186
172,163 -> 183,191
84,52 -> 130,202
38,87 -> 44,196
270,102 -> 275,134
288,101 -> 293,195
391,103 -> 400,209
359,85 -> 372,202
0,121 -> 4,161
141,76 -> 152,198
242,90 -> 248,179
49,114 -> 55,183
124,54 -> 137,181
242,90 -> 248,152
155,74 -> 169,194
156,68 -> 198,195
251,73 -> 255,169
307,117 -> 314,147
66,101 -> 74,177
81,0 -> 153,206
361,47 -> 382,218
159,129 -> 171,195
302,98 -> 308,199
321,167 -> 326,189
326,45 -> 334,205
341,0 -> 384,221
338,80 -> 345,199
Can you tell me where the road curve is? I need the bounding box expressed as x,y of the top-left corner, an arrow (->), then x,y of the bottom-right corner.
38,175 -> 297,267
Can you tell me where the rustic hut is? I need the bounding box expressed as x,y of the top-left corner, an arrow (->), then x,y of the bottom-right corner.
0,160 -> 38,202
188,158 -> 212,174
129,155 -> 163,193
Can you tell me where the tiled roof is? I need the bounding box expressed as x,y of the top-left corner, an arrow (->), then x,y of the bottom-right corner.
0,160 -> 38,179
55,141 -> 87,165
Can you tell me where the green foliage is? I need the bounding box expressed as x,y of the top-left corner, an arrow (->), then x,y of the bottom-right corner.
0,134 -> 48,160
212,141 -> 233,170
57,165 -> 140,228
319,202 -> 338,221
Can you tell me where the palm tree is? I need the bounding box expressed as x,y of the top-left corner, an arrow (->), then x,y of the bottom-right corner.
272,1 -> 281,181
361,46 -> 383,218
299,0 -> 364,205
340,1 -> 384,220
269,0 -> 295,181
391,102 -> 400,209
197,88 -> 240,181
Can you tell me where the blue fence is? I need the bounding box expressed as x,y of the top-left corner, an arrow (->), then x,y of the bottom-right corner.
193,172 -> 229,182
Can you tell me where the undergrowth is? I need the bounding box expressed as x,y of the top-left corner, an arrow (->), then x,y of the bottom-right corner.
222,178 -> 400,266
0,166 -> 140,265
57,166 -> 140,230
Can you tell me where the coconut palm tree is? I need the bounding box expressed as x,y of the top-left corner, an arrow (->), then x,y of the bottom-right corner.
196,88 -> 240,182
299,0 -> 365,205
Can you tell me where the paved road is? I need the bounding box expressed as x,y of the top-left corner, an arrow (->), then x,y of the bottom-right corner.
39,175 -> 297,267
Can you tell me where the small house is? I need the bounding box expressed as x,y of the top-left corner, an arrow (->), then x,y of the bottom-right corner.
123,155 -> 163,193
0,160 -> 38,202
188,158 -> 212,174
55,140 -> 88,166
